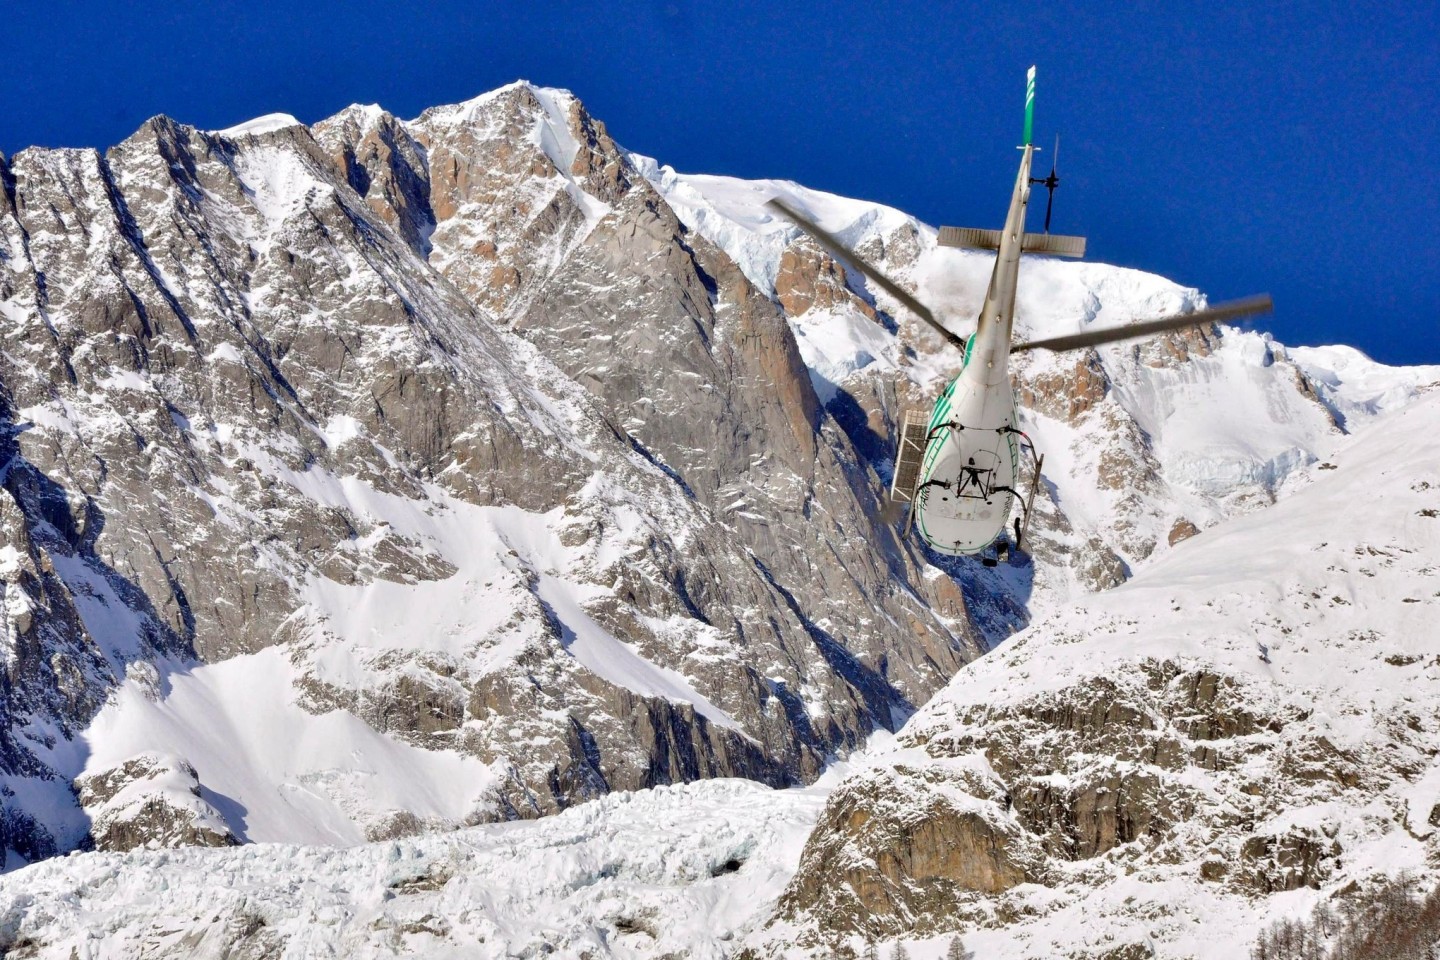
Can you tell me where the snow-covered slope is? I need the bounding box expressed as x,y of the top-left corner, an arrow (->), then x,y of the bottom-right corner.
627,154 -> 921,296
773,392 -> 1440,958
1,396 -> 1434,958
1288,343 -> 1440,430
210,113 -> 303,137
0,777 -> 830,959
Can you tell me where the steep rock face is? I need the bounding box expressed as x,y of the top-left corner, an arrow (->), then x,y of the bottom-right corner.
775,240 -> 873,319
0,85 -> 980,856
316,84 -> 976,720
777,757 -> 1043,937
637,164 -> 1348,601
772,395 -> 1440,958
0,390 -> 186,863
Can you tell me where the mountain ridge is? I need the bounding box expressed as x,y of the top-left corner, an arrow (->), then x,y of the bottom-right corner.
0,79 -> 1434,908
1,390 -> 1431,958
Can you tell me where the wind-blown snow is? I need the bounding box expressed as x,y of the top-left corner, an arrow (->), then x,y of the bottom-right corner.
212,113 -> 303,137
1289,343 -> 1440,430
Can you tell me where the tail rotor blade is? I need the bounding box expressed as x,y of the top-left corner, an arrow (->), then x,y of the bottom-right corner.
765,198 -> 966,350
1013,294 -> 1273,353
1033,134 -> 1061,233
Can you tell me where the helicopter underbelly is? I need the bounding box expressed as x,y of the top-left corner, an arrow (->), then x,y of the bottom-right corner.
913,378 -> 1019,556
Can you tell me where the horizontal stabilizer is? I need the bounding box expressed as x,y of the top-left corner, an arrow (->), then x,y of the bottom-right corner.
938,226 -> 1086,259
937,226 -> 1004,249
1022,233 -> 1086,258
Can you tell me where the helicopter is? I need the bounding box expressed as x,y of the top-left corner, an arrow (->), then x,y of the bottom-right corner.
767,66 -> 1273,565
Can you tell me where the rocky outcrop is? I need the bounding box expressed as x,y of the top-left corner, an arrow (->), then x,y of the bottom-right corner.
774,240 -> 873,319
776,650 -> 1411,947
77,753 -> 237,852
1167,517 -> 1200,545
778,757 -> 1042,938
773,396 -> 1440,954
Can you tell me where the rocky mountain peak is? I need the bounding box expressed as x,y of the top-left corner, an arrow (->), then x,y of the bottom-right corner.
0,80 -> 988,864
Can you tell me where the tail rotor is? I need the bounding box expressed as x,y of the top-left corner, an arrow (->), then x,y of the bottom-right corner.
1032,134 -> 1061,234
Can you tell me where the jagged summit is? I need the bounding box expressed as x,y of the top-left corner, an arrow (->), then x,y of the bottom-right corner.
410,79 -> 579,124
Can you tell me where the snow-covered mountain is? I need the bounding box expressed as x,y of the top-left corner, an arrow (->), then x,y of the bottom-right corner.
0,79 -> 1436,957
1,82 -> 985,861
2,394 -> 1434,958
770,389 -> 1440,958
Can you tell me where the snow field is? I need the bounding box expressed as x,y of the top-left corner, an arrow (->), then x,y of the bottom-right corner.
0,778 -> 830,959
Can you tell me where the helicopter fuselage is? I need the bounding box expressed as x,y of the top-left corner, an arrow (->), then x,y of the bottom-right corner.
912,145 -> 1036,556
773,67 -> 1271,558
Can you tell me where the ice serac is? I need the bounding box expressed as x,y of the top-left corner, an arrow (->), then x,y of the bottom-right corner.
773,394 -> 1440,958
0,84 -> 978,858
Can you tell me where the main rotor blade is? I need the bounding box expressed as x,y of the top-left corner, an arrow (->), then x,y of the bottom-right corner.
765,198 -> 966,349
1013,294 -> 1274,353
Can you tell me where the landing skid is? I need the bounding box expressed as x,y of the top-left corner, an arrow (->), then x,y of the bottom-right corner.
1013,443 -> 1045,553
986,429 -> 1045,559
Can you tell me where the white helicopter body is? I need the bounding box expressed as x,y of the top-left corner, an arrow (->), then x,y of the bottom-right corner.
770,68 -> 1272,562
910,139 -> 1036,556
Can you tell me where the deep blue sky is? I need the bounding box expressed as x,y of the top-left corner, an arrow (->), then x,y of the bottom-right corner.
3,1 -> 1436,364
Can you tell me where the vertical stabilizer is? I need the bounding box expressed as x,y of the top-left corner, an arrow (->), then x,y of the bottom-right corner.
1023,65 -> 1036,146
